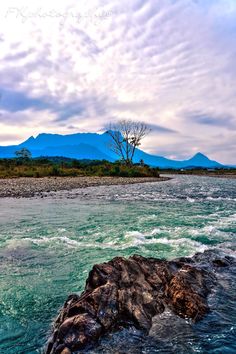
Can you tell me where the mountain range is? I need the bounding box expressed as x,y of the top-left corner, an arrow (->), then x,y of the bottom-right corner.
0,132 -> 223,169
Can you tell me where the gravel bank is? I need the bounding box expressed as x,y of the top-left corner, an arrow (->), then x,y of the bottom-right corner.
0,176 -> 170,198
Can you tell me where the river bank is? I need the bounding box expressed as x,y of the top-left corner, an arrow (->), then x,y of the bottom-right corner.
197,173 -> 236,179
161,171 -> 236,179
0,176 -> 170,198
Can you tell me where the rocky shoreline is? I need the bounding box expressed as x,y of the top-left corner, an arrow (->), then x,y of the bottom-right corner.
46,250 -> 235,354
0,176 -> 170,198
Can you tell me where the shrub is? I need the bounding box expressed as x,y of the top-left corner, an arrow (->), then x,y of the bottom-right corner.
50,165 -> 60,176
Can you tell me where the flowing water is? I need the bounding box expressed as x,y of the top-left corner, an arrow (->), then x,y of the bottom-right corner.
0,175 -> 235,353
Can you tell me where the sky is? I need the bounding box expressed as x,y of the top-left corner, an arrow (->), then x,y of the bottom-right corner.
0,0 -> 236,164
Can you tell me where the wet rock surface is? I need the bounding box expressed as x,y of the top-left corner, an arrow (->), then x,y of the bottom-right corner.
46,250 -> 235,354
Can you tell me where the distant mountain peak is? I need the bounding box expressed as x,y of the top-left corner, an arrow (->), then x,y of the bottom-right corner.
20,135 -> 35,145
191,152 -> 209,160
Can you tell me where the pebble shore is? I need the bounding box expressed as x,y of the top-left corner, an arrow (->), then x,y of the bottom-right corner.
0,176 -> 170,198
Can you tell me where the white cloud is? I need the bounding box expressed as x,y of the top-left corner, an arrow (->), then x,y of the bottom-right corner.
0,0 -> 235,163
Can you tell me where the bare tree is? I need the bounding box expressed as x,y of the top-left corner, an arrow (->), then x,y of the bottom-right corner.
106,120 -> 150,165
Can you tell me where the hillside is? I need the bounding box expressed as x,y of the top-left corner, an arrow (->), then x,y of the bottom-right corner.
0,132 -> 223,168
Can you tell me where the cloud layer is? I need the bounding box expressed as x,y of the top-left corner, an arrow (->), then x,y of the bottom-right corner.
0,0 -> 236,163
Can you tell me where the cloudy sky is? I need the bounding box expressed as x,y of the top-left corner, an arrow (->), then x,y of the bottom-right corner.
0,0 -> 236,163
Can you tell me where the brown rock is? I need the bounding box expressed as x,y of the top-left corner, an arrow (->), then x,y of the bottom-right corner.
46,251 -> 234,354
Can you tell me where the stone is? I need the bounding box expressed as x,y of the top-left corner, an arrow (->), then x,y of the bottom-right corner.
46,250 -> 234,354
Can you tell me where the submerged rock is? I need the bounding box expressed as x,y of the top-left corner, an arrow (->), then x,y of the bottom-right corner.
46,250 -> 235,354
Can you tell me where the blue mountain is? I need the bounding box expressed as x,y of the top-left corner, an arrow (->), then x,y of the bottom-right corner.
0,132 -> 223,168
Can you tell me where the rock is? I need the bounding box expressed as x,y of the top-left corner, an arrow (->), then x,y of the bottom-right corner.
212,258 -> 230,267
46,251 -> 234,354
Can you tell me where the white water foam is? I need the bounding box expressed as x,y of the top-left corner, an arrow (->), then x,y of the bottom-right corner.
14,212 -> 235,254
124,230 -> 208,253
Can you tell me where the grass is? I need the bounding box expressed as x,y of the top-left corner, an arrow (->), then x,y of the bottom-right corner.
0,158 -> 160,178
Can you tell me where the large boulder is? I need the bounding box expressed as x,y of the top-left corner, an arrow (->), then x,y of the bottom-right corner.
46,251 -> 234,354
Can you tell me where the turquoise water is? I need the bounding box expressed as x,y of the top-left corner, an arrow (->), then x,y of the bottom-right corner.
0,175 -> 235,353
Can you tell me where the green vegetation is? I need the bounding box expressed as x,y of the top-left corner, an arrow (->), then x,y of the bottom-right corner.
0,157 -> 160,178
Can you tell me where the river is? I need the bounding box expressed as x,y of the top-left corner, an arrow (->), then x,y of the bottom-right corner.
0,175 -> 235,353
